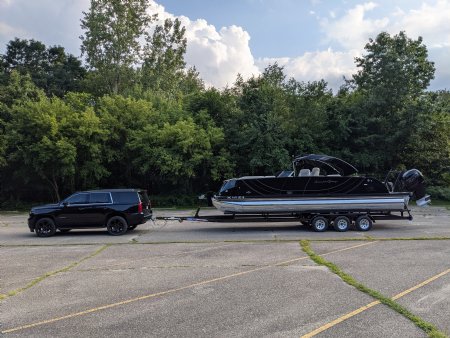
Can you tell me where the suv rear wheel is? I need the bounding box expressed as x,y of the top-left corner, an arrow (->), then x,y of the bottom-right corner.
106,216 -> 128,236
35,218 -> 56,237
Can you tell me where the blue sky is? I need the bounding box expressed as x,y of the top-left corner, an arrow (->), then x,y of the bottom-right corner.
158,0 -> 321,58
157,0 -> 431,56
0,0 -> 449,91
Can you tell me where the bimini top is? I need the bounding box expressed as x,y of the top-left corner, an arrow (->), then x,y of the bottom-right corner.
293,154 -> 358,176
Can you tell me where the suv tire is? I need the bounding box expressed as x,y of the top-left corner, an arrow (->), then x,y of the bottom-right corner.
106,216 -> 128,236
35,218 -> 56,237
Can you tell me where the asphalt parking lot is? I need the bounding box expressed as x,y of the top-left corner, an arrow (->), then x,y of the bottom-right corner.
0,206 -> 449,337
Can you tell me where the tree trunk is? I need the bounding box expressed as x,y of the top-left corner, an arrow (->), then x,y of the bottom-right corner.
46,174 -> 60,202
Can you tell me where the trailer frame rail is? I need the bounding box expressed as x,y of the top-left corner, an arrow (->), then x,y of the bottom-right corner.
155,207 -> 413,224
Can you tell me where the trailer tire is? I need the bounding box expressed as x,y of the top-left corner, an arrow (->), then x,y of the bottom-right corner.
311,216 -> 329,232
333,216 -> 351,232
355,215 -> 372,231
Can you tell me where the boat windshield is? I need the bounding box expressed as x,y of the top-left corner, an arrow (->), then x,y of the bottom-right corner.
293,154 -> 358,176
219,179 -> 236,193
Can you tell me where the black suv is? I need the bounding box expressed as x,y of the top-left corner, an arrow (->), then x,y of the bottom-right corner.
28,189 -> 152,237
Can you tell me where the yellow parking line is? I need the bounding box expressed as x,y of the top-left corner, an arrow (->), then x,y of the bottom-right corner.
1,241 -> 376,334
320,241 -> 376,257
302,300 -> 381,338
301,268 -> 450,338
392,268 -> 450,300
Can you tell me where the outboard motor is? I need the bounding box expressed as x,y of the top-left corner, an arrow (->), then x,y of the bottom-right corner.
397,169 -> 431,206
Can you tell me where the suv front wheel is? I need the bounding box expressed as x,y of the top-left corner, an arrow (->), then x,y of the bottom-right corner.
106,216 -> 128,236
35,218 -> 56,237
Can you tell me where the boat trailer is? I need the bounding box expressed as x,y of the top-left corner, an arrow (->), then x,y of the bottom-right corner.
155,207 -> 413,232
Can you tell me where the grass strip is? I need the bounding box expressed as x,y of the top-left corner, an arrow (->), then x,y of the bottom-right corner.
300,240 -> 448,338
0,244 -> 110,301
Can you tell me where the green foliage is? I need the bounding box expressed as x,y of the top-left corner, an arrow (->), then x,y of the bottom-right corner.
337,31 -> 440,173
284,79 -> 334,156
0,70 -> 43,109
0,38 -> 85,97
427,186 -> 450,201
352,31 -> 435,104
231,64 -> 291,175
5,94 -> 108,200
128,112 -> 232,185
80,0 -> 153,94
141,17 -> 188,95
95,95 -> 157,186
0,28 -> 449,206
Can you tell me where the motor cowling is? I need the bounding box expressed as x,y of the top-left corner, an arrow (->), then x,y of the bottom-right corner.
398,169 -> 431,206
402,169 -> 425,194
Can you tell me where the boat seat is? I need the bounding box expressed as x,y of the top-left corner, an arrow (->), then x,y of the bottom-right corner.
311,167 -> 320,176
299,169 -> 311,177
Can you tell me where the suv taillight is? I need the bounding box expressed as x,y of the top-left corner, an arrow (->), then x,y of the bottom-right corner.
138,201 -> 143,213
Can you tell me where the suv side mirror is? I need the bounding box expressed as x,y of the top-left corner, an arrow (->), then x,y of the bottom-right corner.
62,202 -> 68,207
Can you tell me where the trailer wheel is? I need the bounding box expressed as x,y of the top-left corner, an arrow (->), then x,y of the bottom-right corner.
355,215 -> 372,231
333,216 -> 351,232
311,216 -> 329,232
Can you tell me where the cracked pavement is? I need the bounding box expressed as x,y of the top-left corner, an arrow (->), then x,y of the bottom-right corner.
1,206 -> 449,337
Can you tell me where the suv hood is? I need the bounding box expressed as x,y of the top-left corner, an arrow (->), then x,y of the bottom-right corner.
31,203 -> 60,211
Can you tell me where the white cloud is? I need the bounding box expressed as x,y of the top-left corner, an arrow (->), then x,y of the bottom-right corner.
0,0 -> 89,55
151,0 -> 449,91
255,1 -> 449,91
257,49 -> 360,90
0,0 -> 448,91
317,0 -> 450,90
320,1 -> 450,50
0,0 -> 13,7
0,21 -> 25,37
184,23 -> 260,87
391,1 -> 450,90
391,0 -> 450,48
320,2 -> 389,50
148,1 -> 260,88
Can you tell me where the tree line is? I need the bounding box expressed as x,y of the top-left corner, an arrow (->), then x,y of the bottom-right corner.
0,0 -> 449,206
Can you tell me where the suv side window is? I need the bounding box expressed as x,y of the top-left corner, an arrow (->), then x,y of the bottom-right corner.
111,192 -> 139,204
66,193 -> 89,205
89,192 -> 112,204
